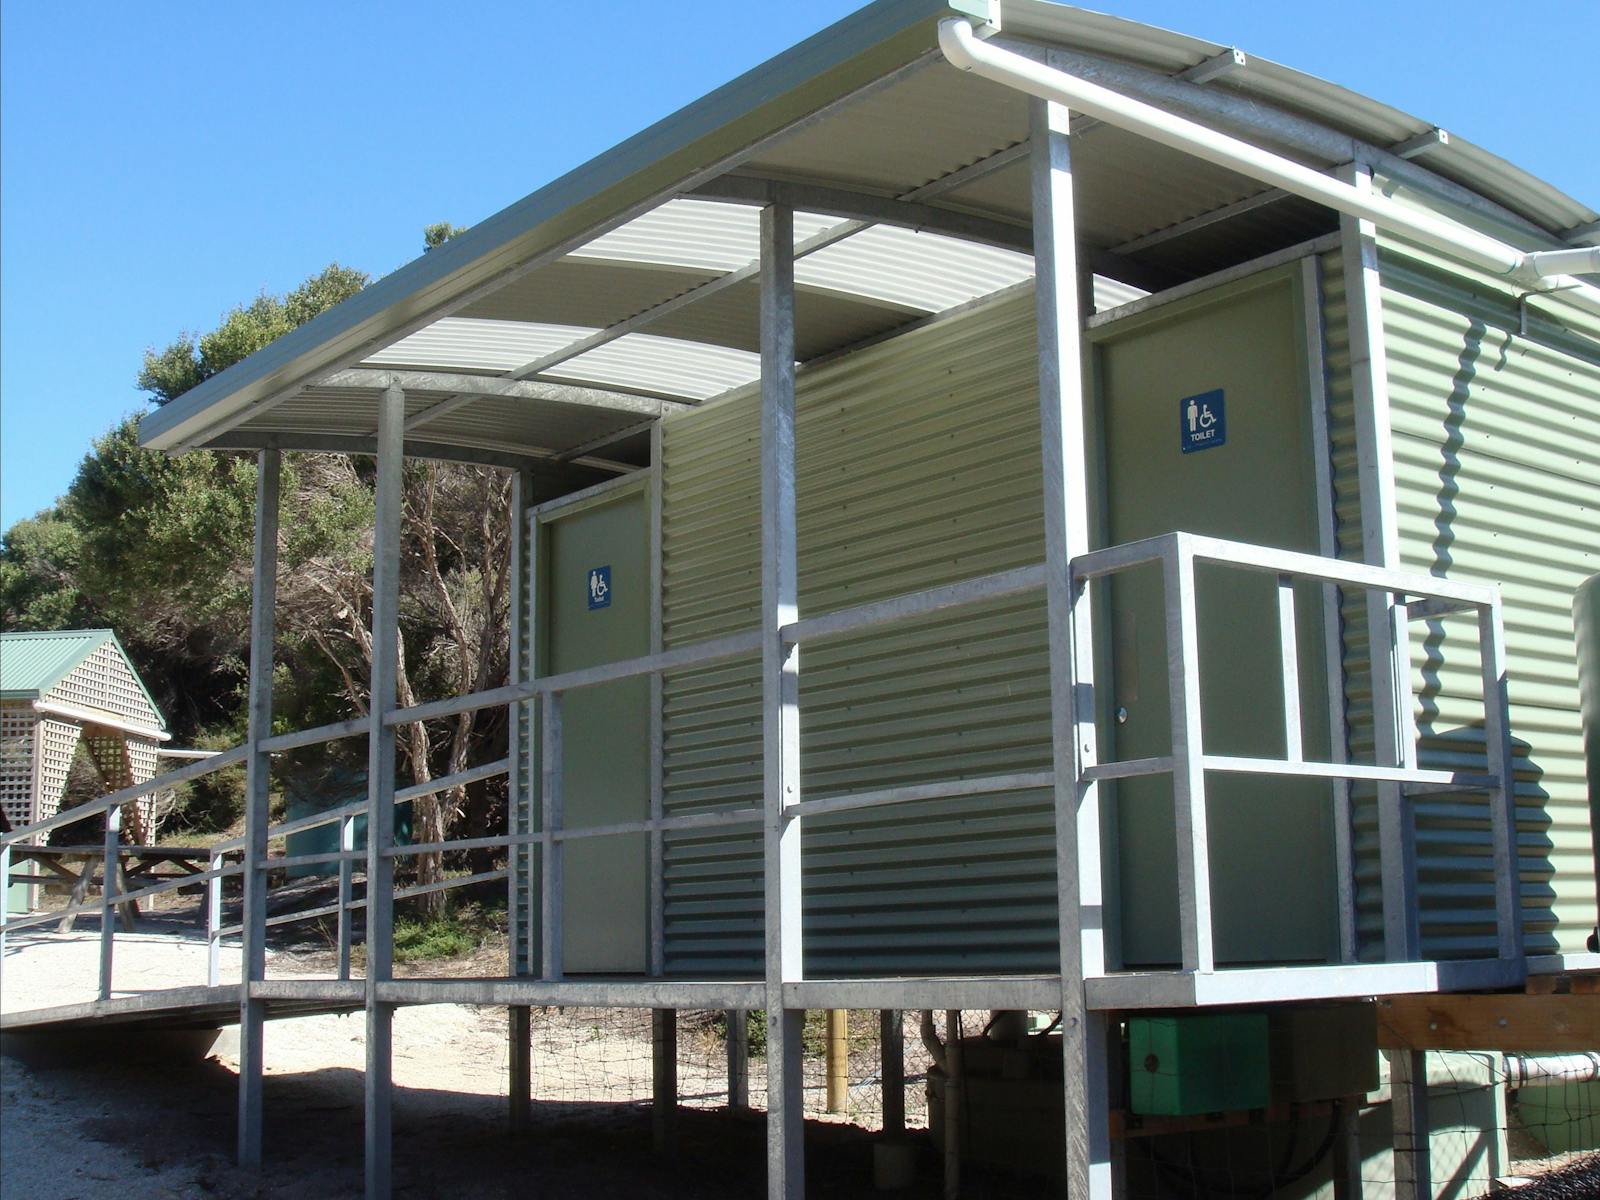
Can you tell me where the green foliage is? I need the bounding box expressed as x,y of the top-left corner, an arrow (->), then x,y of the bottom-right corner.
137,263 -> 368,406
163,727 -> 249,835
423,222 -> 469,250
0,510 -> 89,630
392,900 -> 497,963
4,234 -> 510,864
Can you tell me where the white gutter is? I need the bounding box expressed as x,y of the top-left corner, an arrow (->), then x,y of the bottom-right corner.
32,699 -> 172,742
938,20 -> 1600,315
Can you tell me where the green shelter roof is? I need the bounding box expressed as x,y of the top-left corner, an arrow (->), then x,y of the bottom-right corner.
0,629 -> 166,728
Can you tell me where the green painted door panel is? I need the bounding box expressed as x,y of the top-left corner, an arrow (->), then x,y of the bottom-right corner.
545,487 -> 650,973
1097,269 -> 1339,967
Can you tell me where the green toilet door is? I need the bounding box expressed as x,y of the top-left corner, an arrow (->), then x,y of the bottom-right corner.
1095,267 -> 1339,968
543,485 -> 650,973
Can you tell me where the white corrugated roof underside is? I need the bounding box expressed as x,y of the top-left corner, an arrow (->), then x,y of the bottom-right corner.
360,198 -> 1141,402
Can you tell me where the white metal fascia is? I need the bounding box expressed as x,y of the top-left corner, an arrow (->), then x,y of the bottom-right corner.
938,19 -> 1600,312
32,700 -> 171,742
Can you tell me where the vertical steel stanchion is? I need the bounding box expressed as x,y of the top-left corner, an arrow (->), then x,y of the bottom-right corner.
207,848 -> 223,987
364,384 -> 405,1200
98,804 -> 121,1000
338,814 -> 355,981
238,448 -> 280,1168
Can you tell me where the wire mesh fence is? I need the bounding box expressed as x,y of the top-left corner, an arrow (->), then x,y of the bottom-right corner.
1116,1044 -> 1599,1199
522,1006 -> 939,1130
514,1005 -> 1598,1198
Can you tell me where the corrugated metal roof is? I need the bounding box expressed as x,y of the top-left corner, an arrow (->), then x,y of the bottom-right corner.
346,198 -> 1037,401
364,318 -> 592,374
795,223 -> 1034,310
0,630 -> 118,699
142,0 -> 1597,456
547,332 -> 762,401
0,630 -> 167,735
573,199 -> 840,272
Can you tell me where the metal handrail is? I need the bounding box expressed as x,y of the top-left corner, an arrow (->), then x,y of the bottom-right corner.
1067,529 -> 1522,976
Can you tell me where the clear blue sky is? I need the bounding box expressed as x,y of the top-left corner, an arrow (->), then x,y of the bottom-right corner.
3,1 -> 1594,530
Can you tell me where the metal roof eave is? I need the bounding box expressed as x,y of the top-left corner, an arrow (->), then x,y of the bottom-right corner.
138,0 -> 1596,455
138,0 -> 970,453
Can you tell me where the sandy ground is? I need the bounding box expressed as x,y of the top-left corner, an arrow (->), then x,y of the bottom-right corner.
9,912 -> 1583,1199
0,913 -> 951,1200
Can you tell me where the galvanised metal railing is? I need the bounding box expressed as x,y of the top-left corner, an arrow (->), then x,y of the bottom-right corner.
1072,531 -> 1523,979
0,530 -> 1522,1010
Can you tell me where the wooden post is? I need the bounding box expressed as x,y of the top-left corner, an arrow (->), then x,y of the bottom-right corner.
826,1009 -> 849,1113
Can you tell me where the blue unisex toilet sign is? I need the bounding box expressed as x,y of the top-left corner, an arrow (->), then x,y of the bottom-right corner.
1180,388 -> 1226,453
587,565 -> 612,610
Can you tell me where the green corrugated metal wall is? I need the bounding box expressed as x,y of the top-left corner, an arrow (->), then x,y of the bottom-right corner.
659,288 -> 1059,976
658,229 -> 1599,975
1324,215 -> 1600,959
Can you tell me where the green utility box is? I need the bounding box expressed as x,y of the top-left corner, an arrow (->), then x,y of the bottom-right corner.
1130,1013 -> 1270,1115
1268,1003 -> 1379,1103
6,871 -> 28,914
283,763 -> 410,879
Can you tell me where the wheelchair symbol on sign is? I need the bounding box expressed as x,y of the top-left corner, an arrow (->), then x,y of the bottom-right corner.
1180,389 -> 1226,453
587,565 -> 612,610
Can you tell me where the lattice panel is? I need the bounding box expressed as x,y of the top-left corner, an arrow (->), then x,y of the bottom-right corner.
46,642 -> 161,728
36,718 -> 81,824
0,702 -> 36,828
129,738 -> 161,839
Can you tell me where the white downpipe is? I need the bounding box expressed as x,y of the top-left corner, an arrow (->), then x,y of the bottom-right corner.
1505,1053 -> 1600,1087
938,19 -> 1600,314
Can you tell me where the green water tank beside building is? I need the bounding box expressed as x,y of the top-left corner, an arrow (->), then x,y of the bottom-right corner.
1577,572 -> 1600,935
282,763 -> 410,878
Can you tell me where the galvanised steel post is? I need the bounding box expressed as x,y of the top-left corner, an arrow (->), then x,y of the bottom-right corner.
238,447 -> 280,1167
759,200 -> 804,1200
508,464 -> 535,1131
364,385 -> 404,1200
1030,97 -> 1116,1200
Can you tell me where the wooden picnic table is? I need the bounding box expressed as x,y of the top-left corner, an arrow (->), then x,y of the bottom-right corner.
6,844 -> 219,931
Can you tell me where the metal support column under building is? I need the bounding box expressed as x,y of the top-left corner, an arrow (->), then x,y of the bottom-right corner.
507,465 -> 535,1130
1030,97 -> 1115,1200
727,1010 -> 750,1110
881,1010 -> 905,1137
1340,162 -> 1429,1200
238,448 -> 280,1168
365,384 -> 405,1200
652,1008 -> 679,1153
759,200 -> 805,1200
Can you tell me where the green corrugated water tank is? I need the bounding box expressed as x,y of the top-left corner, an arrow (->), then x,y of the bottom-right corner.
1577,572 -> 1600,928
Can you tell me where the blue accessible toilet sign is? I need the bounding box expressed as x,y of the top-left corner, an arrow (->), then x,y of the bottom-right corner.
1180,389 -> 1226,453
587,565 -> 612,610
